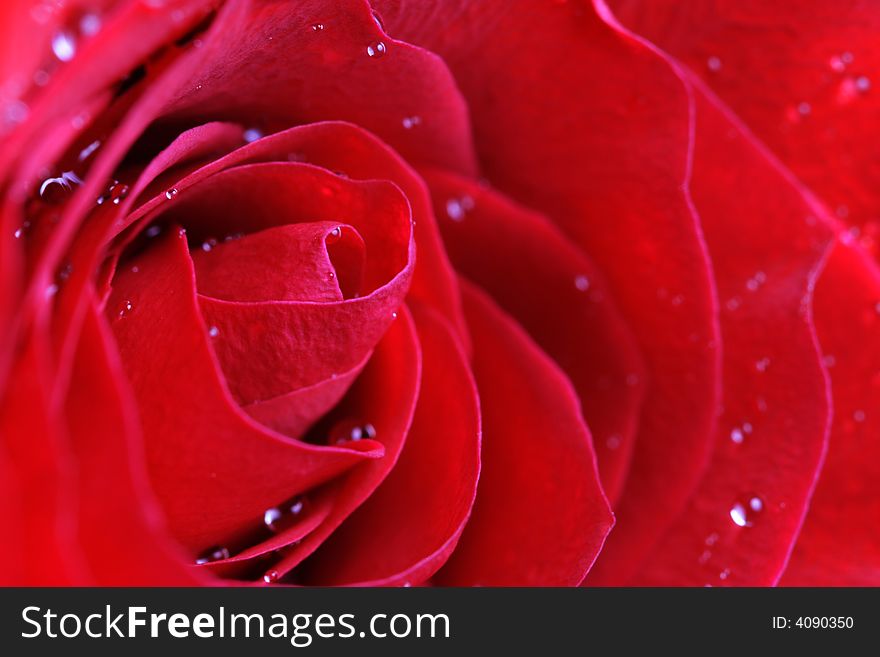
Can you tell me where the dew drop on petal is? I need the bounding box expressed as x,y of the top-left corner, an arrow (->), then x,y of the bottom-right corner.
79,12 -> 102,37
329,420 -> 377,446
263,569 -> 280,584
78,139 -> 101,162
311,22 -> 324,31
853,409 -> 866,423
707,56 -> 722,72
195,546 -> 229,564
165,187 -> 179,200
574,274 -> 590,292
755,357 -> 771,372
117,300 -> 133,318
445,195 -> 474,221
263,495 -> 308,533
402,115 -> 421,129
208,326 -> 219,338
39,176 -> 73,204
730,496 -> 763,527
51,30 -> 76,62
730,427 -> 744,444
366,40 -> 386,58
243,127 -> 263,143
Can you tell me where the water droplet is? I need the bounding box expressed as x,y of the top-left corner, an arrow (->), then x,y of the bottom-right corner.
366,40 -> 387,58
195,546 -> 229,564
402,115 -> 421,129
829,54 -> 846,73
853,409 -> 866,423
606,434 -> 621,450
856,75 -> 871,92
402,581 -> 412,588
445,195 -> 474,221
2,99 -> 29,128
79,13 -> 102,37
719,568 -> 730,581
745,271 -> 766,292
263,569 -> 280,584
730,427 -> 744,444
671,294 -> 685,307
208,326 -> 220,338
705,532 -> 719,546
45,283 -> 59,298
165,187 -> 178,200
823,354 -> 837,368
329,420 -> 377,446
698,549 -> 712,564
571,274 -> 591,292
755,357 -> 771,372
327,226 -> 342,242
729,496 -> 763,527
78,139 -> 101,162
243,128 -> 263,143
131,266 -> 140,274
109,182 -> 129,205
201,238 -> 217,252
797,101 -> 811,116
51,30 -> 76,62
263,495 -> 308,533
391,311 -> 398,320
145,224 -> 162,239
117,300 -> 133,318
707,56 -> 722,72
39,171 -> 81,204
311,22 -> 324,31
726,296 -> 742,311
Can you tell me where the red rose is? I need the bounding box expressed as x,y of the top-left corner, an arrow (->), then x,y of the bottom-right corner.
0,0 -> 875,586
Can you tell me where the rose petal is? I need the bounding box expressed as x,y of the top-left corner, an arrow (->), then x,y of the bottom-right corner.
435,280 -> 612,586
378,0 -> 723,584
162,0 -> 478,175
122,121 -> 469,346
610,0 -> 880,247
66,298 -> 208,585
0,328 -> 88,584
273,307 -> 423,583
781,242 -> 880,585
302,302 -> 480,586
632,87 -> 834,585
108,228 -> 386,552
423,168 -> 645,503
192,222 -> 364,303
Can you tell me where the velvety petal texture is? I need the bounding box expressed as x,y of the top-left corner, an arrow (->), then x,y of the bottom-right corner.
1,0 -> 878,587
436,282 -> 612,586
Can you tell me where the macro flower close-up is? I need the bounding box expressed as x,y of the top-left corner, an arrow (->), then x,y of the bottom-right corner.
1,0 -> 877,587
